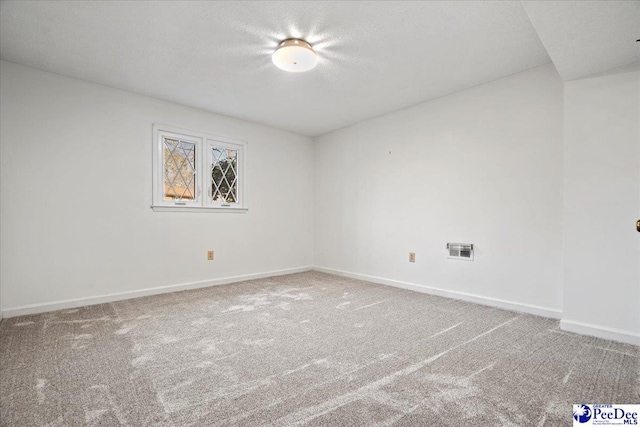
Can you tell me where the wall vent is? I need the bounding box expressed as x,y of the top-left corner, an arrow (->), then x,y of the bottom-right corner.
447,243 -> 474,261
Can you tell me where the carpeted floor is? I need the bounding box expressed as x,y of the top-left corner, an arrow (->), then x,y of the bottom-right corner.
1,271 -> 638,426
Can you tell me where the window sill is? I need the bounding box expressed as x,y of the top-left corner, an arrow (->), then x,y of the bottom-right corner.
151,205 -> 248,213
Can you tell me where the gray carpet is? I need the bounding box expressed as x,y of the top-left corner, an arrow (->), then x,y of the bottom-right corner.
1,271 -> 638,426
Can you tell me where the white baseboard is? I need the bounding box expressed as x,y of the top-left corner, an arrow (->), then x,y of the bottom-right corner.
560,319 -> 640,346
4,266 -> 636,347
313,266 -> 563,320
1,266 -> 313,318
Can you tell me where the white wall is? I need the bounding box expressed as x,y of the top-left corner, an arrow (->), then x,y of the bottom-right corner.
314,64 -> 564,317
0,60 -> 314,314
562,64 -> 640,344
2,58 -> 637,344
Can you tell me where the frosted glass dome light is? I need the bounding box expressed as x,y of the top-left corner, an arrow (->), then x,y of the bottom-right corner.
272,38 -> 318,72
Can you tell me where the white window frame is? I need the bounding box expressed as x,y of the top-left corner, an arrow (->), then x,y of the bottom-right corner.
152,124 -> 248,212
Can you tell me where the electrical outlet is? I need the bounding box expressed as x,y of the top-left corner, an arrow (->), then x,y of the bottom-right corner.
207,250 -> 214,261
409,252 -> 416,263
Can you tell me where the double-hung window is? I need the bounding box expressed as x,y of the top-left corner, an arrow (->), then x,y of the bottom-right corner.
152,124 -> 247,212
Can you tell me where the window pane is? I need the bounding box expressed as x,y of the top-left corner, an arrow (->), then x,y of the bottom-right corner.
163,138 -> 196,201
211,146 -> 238,203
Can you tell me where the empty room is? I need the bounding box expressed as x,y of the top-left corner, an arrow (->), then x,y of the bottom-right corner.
0,1 -> 639,426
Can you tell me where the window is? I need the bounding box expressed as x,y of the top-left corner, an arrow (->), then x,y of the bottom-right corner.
152,124 -> 247,212
210,144 -> 238,204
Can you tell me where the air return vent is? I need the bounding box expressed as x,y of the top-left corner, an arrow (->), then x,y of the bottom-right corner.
447,243 -> 474,261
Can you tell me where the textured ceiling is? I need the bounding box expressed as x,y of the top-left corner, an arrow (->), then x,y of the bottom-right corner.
0,1 -> 551,136
522,1 -> 640,81
1,2 -> 636,137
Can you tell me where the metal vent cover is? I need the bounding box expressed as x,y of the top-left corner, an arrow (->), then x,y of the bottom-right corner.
447,243 -> 474,261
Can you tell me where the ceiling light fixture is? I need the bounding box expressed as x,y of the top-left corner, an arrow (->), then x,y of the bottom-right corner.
272,38 -> 318,72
